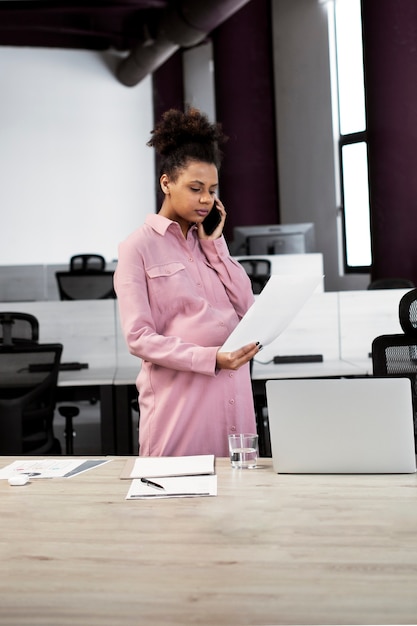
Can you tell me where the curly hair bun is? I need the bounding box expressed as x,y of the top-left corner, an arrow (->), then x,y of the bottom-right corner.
147,107 -> 226,156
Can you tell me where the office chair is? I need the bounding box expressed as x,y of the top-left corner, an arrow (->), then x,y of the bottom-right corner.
0,311 -> 39,346
0,310 -> 80,454
237,258 -> 271,295
0,343 -> 63,454
367,277 -> 415,290
399,288 -> 417,333
372,289 -> 417,444
55,270 -> 116,300
70,254 -> 106,272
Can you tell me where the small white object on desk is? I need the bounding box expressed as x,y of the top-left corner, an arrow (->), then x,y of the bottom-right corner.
8,475 -> 29,486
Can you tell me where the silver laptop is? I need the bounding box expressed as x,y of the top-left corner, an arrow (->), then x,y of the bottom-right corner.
266,377 -> 417,474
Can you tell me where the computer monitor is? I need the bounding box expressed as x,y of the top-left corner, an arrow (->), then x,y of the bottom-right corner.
230,223 -> 316,255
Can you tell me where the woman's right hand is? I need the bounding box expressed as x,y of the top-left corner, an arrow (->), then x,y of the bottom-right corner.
216,342 -> 261,371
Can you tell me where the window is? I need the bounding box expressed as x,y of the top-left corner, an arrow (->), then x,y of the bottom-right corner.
326,0 -> 371,271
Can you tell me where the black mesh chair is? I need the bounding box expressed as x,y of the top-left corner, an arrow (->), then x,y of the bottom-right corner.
399,288 -> 417,334
0,310 -> 80,453
0,311 -> 39,346
237,258 -> 271,295
367,278 -> 415,290
0,343 -> 63,454
70,254 -> 106,272
372,288 -> 417,444
55,270 -> 116,300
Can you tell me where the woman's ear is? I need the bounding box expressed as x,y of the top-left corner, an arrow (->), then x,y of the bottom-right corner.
160,174 -> 170,195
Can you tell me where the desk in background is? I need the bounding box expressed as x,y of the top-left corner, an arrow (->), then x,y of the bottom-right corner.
0,257 -> 320,301
234,252 -> 325,291
2,456 -> 417,625
0,300 -> 119,453
2,288 -> 412,456
339,288 -> 408,372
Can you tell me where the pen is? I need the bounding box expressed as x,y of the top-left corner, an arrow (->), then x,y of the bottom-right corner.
140,477 -> 165,491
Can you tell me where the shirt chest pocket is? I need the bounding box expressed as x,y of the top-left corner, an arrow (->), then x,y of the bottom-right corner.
145,262 -> 187,296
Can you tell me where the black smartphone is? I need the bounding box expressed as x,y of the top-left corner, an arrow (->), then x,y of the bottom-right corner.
202,205 -> 221,235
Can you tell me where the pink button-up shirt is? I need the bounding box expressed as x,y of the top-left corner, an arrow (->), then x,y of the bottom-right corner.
114,214 -> 257,456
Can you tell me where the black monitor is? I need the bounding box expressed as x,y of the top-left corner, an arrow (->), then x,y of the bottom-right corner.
230,223 -> 316,255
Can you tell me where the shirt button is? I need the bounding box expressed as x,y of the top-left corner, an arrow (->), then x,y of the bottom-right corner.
230,426 -> 236,432
229,372 -> 234,378
229,399 -> 235,405
188,257 -> 194,262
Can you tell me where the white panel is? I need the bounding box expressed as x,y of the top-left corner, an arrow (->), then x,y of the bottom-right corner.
182,41 -> 216,122
0,47 -> 155,265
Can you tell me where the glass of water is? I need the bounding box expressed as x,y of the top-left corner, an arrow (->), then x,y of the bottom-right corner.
228,433 -> 258,469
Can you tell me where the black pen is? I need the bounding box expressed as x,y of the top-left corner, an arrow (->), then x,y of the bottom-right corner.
140,477 -> 165,491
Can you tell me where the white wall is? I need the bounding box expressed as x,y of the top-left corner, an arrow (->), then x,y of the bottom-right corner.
183,41 -> 216,123
0,47 -> 155,265
272,0 -> 369,291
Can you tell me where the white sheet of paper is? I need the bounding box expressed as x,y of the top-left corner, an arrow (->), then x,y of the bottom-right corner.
0,458 -> 110,479
127,454 -> 215,479
221,274 -> 322,352
126,474 -> 217,499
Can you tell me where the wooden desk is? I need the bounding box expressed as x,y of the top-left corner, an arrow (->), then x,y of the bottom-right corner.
2,456 -> 417,625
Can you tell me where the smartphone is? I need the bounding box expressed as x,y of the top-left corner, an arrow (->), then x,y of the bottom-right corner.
202,205 -> 222,235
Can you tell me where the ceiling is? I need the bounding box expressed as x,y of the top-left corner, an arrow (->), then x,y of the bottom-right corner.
0,0 -> 251,85
0,1 -> 170,51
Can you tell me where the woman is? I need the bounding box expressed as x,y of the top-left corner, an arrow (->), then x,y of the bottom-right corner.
114,107 -> 260,456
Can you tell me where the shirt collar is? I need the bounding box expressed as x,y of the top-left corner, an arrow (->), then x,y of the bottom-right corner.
145,213 -> 197,237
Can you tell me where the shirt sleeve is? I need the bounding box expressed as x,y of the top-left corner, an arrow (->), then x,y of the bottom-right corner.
199,236 -> 255,319
114,239 -> 220,377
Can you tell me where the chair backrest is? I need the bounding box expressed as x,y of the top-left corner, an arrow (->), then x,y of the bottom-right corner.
0,342 -> 63,454
237,258 -> 271,295
0,311 -> 39,346
399,288 -> 417,334
367,277 -> 415,290
55,270 -> 116,300
70,254 -> 106,272
372,289 -> 417,444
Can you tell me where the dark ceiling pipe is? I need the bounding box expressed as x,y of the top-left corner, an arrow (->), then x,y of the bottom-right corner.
116,0 -> 252,87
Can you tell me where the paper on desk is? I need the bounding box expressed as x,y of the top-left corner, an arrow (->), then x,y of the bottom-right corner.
126,474 -> 217,499
221,274 -> 322,352
0,458 -> 110,479
120,454 -> 215,479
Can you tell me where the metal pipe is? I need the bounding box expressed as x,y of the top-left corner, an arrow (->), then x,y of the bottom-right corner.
116,0 -> 251,87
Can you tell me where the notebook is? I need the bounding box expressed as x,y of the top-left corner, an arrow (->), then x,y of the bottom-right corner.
265,377 -> 417,474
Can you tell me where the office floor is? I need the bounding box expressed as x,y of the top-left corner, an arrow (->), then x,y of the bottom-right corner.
54,401 -> 139,456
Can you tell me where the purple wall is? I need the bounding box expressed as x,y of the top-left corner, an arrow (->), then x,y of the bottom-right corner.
212,0 -> 280,242
362,0 -> 417,284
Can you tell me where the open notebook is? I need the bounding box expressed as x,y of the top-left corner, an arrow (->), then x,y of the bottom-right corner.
266,377 -> 417,474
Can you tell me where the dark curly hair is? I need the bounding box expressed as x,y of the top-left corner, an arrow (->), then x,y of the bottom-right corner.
147,107 -> 228,180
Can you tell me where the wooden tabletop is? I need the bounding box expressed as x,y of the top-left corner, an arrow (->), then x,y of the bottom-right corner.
2,456 -> 417,625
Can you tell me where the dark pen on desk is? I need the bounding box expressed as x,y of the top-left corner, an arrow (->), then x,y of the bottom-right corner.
140,477 -> 165,491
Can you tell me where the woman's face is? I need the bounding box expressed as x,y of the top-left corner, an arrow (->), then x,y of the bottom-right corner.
159,160 -> 218,235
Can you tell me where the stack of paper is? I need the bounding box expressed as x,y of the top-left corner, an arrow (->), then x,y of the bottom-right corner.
121,455 -> 217,500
